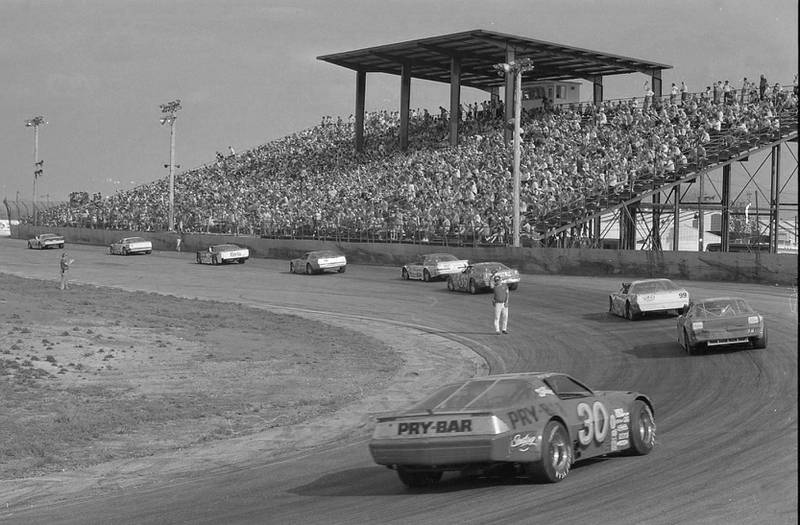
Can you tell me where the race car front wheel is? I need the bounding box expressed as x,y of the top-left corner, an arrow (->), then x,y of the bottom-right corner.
527,420 -> 572,483
447,278 -> 454,291
290,262 -> 295,273
396,468 -> 442,488
752,327 -> 768,349
423,269 -> 431,282
306,263 -> 313,275
401,268 -> 409,280
468,279 -> 477,295
628,400 -> 656,455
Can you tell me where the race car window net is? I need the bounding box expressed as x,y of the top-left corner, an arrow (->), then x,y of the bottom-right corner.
694,299 -> 754,317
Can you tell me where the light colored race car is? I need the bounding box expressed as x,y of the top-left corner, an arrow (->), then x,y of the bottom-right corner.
447,262 -> 519,294
401,253 -> 468,282
196,244 -> 249,265
290,250 -> 346,274
609,278 -> 689,320
677,296 -> 767,354
27,233 -> 64,249
369,372 -> 656,487
109,236 -> 152,255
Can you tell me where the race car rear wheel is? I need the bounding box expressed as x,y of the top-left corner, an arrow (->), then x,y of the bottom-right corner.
396,468 -> 443,488
684,329 -> 698,355
508,283 -> 518,291
305,263 -> 313,275
422,269 -> 431,282
468,279 -> 477,295
625,302 -> 637,321
289,262 -> 295,273
212,255 -> 220,265
196,254 -> 202,264
401,268 -> 409,280
752,327 -> 768,349
337,266 -> 345,273
628,400 -> 656,455
527,420 -> 572,483
27,242 -> 32,249
447,278 -> 454,291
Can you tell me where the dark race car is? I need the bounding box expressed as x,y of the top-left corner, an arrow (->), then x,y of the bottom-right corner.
369,372 -> 655,488
27,233 -> 65,249
447,262 -> 520,294
196,244 -> 249,265
290,250 -> 346,274
677,296 -> 767,354
401,253 -> 468,282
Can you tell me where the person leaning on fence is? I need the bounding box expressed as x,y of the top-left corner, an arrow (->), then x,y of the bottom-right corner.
59,252 -> 74,290
490,274 -> 510,335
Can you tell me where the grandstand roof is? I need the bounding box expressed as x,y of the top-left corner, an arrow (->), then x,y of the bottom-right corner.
317,29 -> 672,89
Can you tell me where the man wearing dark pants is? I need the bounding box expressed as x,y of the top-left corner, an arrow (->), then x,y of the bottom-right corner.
491,274 -> 509,334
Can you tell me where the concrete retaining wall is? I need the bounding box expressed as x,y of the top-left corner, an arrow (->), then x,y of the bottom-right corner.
12,225 -> 797,284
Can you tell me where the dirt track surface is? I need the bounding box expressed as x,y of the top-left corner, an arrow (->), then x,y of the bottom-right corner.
0,238 -> 797,524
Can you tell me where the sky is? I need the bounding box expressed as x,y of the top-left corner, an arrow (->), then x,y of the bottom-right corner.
1,0 -> 797,203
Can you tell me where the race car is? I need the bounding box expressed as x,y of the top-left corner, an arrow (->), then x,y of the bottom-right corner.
369,372 -> 655,487
447,262 -> 519,294
677,296 -> 767,354
27,233 -> 64,249
401,253 -> 468,282
290,250 -> 346,274
196,244 -> 249,265
609,278 -> 689,320
109,236 -> 152,255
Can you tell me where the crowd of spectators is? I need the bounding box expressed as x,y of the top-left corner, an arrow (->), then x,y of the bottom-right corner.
39,75 -> 798,245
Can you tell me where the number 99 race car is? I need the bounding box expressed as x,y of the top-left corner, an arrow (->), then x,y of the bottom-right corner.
609,278 -> 689,320
369,372 -> 655,488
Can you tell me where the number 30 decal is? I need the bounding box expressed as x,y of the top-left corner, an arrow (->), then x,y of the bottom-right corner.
577,401 -> 609,446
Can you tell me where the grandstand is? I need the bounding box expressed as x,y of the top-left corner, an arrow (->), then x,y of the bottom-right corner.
31,30 -> 798,254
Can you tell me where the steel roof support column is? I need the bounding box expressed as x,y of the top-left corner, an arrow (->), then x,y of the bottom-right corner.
355,70 -> 366,153
503,47 -> 515,143
672,184 -> 680,251
592,75 -> 604,106
651,192 -> 662,251
651,69 -> 663,98
721,164 -> 731,252
698,174 -> 705,252
400,62 -> 411,151
769,144 -> 781,253
449,57 -> 461,147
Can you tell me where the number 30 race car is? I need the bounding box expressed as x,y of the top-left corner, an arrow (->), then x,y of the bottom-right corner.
369,372 -> 655,488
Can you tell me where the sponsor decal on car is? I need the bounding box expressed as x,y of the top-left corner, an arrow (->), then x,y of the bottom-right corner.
396,419 -> 472,436
507,405 -> 539,429
535,386 -> 555,397
510,433 -> 539,452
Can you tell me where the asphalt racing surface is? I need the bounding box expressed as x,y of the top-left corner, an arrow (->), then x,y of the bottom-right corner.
2,239 -> 797,524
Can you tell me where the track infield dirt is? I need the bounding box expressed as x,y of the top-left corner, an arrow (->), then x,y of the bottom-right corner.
0,272 -> 480,504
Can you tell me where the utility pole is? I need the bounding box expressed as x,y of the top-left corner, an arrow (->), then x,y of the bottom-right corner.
25,115 -> 46,225
493,57 -> 534,248
160,99 -> 181,231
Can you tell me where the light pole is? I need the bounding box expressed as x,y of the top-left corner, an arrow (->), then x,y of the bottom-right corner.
160,99 -> 181,231
25,115 -> 46,225
494,58 -> 534,247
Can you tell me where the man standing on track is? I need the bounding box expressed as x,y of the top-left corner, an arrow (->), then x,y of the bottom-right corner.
490,274 -> 510,335
59,252 -> 73,290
